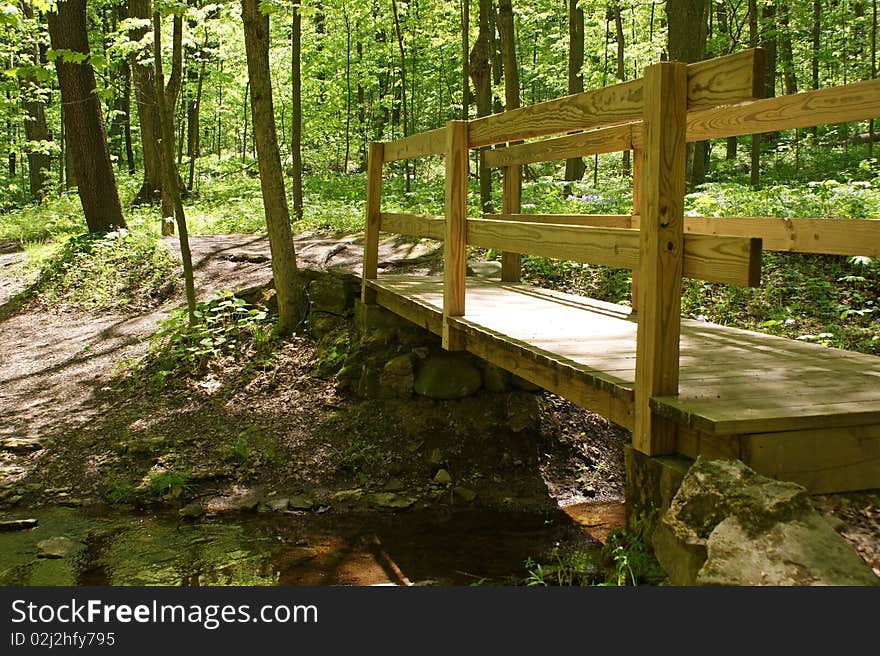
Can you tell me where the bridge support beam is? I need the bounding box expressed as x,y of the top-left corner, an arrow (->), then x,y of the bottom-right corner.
633,62 -> 688,456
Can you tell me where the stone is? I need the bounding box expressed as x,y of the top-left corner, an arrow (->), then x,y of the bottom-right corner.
383,478 -> 406,492
354,300 -> 410,334
1,437 -> 44,453
511,375 -> 541,392
307,312 -> 344,340
0,518 -> 38,532
178,502 -> 205,519
653,458 -> 880,586
37,536 -> 82,559
411,347 -> 430,360
331,488 -> 363,502
433,469 -> 453,485
205,488 -> 263,513
414,353 -> 482,400
366,492 -> 416,509
380,354 -> 415,399
427,448 -> 443,465
506,391 -> 541,433
452,486 -> 477,503
288,495 -> 315,510
307,273 -> 356,316
481,363 -> 511,393
266,497 -> 290,512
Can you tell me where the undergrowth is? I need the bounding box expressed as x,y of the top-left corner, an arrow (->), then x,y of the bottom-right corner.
146,291 -> 276,381
25,228 -> 175,312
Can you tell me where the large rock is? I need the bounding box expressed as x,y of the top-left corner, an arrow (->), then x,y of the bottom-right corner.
380,354 -> 414,398
414,353 -> 482,400
307,273 -> 357,316
653,458 -> 879,586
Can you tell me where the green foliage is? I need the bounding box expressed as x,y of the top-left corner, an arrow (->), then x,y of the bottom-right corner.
26,227 -> 175,312
103,475 -> 139,505
524,548 -> 603,586
147,469 -> 193,499
150,291 -> 275,375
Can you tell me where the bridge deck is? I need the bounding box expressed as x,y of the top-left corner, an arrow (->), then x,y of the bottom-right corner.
366,275 -> 880,492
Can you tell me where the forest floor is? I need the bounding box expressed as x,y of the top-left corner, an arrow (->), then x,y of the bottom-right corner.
0,232 -> 878,579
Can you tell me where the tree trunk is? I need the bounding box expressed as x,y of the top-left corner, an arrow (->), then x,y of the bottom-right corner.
470,0 -> 493,214
667,0 -> 707,186
242,0 -> 303,335
811,0 -> 821,141
129,0 -> 163,205
461,0 -> 469,120
872,0 -> 877,160
779,4 -> 797,96
564,0 -> 585,181
153,10 -> 196,323
48,0 -> 126,233
614,3 -> 629,176
391,0 -> 411,191
19,1 -> 51,201
187,55 -> 206,191
290,4 -> 303,221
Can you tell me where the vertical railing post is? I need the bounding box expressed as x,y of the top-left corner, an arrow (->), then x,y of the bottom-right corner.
443,120 -> 469,351
500,164 -> 522,282
633,62 -> 688,456
361,141 -> 384,304
630,148 -> 643,315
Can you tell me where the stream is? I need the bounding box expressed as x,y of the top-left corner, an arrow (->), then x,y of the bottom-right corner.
0,502 -> 623,586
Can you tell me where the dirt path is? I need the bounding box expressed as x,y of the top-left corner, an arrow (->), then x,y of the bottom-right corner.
0,232 -> 438,448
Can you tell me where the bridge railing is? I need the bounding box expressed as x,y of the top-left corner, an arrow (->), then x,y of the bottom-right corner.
362,47 -> 880,458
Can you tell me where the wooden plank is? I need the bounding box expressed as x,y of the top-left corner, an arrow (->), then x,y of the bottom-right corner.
468,219 -> 640,269
467,218 -> 761,286
637,77 -> 880,147
633,61 -> 688,456
653,396 -> 880,435
676,426 -> 742,461
453,318 -> 634,429
500,165 -> 522,282
685,48 -> 765,110
370,283 -> 443,335
380,212 -> 445,240
443,121 -> 469,350
486,213 -> 634,228
469,50 -> 764,148
382,127 -> 447,162
741,425 -> 880,493
683,216 -> 880,257
468,79 -> 644,149
361,142 -> 384,303
483,124 -> 633,168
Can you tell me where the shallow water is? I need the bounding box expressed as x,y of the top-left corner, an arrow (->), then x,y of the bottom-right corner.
0,503 -> 623,586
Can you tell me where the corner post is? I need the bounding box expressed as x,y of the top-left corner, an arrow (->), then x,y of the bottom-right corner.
500,164 -> 522,281
443,120 -> 469,350
361,141 -> 384,303
633,62 -> 688,456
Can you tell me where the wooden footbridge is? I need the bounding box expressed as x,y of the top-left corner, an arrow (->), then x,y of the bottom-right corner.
361,50 -> 880,494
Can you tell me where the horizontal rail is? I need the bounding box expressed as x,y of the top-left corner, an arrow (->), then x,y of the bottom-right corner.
681,216 -> 880,257
468,49 -> 764,148
382,127 -> 447,162
484,125 -> 634,169
486,213 -> 635,228
380,212 -> 445,240
489,214 -> 880,257
467,219 -> 761,286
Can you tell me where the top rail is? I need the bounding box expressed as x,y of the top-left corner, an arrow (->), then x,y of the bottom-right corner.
382,127 -> 447,162
468,49 -> 764,148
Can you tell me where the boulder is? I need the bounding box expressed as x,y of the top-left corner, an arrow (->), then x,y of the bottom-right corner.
481,363 -> 511,393
37,537 -> 83,559
366,492 -> 416,509
414,353 -> 482,400
452,486 -> 477,503
380,354 -> 415,398
506,391 -> 540,433
307,273 -> 357,316
653,458 -> 879,586
433,469 -> 453,485
288,495 -> 315,511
